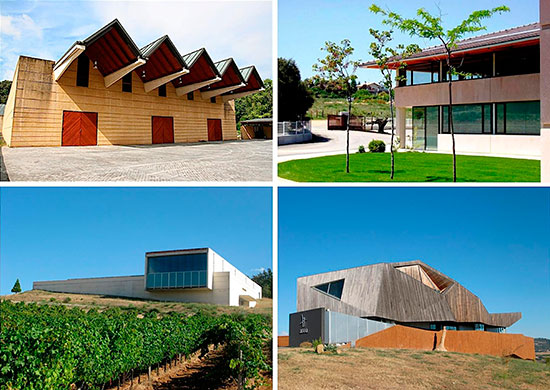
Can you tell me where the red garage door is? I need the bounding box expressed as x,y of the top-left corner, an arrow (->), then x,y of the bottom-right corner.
62,111 -> 98,146
207,119 -> 222,141
152,116 -> 174,144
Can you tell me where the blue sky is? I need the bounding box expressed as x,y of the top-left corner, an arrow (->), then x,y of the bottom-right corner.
0,0 -> 272,81
279,0 -> 540,83
279,187 -> 550,338
0,187 -> 272,295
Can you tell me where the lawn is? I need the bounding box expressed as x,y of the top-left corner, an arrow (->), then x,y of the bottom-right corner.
278,152 -> 541,182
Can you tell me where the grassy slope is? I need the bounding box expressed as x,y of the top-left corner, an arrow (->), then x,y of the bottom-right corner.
1,289 -> 272,318
278,347 -> 550,390
278,152 -> 540,182
308,98 -> 390,119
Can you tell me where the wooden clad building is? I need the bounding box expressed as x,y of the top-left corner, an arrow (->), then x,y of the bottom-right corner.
297,260 -> 521,332
1,19 -> 264,147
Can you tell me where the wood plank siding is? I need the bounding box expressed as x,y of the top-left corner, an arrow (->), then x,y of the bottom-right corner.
297,261 -> 521,328
4,56 -> 237,147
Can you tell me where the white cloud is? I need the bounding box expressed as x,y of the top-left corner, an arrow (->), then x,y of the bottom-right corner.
0,14 -> 43,40
89,0 -> 272,78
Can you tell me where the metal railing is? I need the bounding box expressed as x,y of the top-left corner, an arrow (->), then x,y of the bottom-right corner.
278,121 -> 311,136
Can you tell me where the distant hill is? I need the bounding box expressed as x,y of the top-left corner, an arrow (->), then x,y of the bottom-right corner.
535,338 -> 550,353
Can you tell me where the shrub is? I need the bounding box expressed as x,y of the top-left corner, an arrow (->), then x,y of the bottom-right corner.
63,297 -> 71,303
311,338 -> 323,350
358,145 -> 366,153
368,140 -> 386,153
49,298 -> 56,302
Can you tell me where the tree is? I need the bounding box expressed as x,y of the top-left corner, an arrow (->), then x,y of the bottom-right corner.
251,268 -> 272,299
11,279 -> 21,293
0,80 -> 12,104
235,79 -> 272,131
368,25 -> 419,179
371,4 -> 509,182
278,58 -> 314,121
313,40 -> 360,173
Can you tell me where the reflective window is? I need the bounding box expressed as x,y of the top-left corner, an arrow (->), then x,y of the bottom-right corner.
313,279 -> 344,299
146,252 -> 208,289
496,101 -> 540,135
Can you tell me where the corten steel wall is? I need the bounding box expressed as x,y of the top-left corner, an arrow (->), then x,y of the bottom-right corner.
394,73 -> 540,108
541,0 -> 550,181
3,56 -> 238,147
355,325 -> 535,360
278,336 -> 290,347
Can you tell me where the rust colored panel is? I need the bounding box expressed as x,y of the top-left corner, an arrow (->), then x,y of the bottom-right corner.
207,119 -> 222,141
355,325 -> 535,360
278,336 -> 289,347
80,112 -> 98,146
62,111 -> 81,146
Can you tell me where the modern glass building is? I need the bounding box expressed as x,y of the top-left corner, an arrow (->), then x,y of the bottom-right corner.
33,248 -> 262,306
362,21 -> 545,157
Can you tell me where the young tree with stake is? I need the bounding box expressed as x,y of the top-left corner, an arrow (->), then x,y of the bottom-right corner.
313,40 -> 360,174
368,26 -> 419,179
371,4 -> 509,182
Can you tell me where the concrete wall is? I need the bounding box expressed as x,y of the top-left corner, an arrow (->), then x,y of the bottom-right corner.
437,134 -> 541,157
5,56 -> 237,147
33,273 -> 232,305
1,61 -> 20,145
33,248 -> 261,306
541,0 -> 550,182
355,325 -> 535,360
395,73 -> 540,108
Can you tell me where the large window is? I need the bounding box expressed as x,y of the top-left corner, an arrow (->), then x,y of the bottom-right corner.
76,54 -> 89,87
313,279 -> 344,299
146,252 -> 208,289
442,104 -> 492,134
496,101 -> 540,135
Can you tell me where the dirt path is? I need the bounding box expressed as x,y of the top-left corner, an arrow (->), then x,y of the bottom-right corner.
152,350 -> 237,390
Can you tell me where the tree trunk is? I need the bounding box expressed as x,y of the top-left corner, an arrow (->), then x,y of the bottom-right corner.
446,55 -> 457,182
346,98 -> 351,173
389,92 -> 395,180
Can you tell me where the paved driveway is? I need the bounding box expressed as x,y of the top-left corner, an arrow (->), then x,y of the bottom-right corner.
278,120 -> 394,162
1,140 -> 272,182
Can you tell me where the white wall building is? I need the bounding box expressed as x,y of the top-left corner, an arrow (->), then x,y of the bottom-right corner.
33,248 -> 262,307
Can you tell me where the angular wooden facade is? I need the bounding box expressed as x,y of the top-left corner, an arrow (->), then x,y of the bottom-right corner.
297,260 -> 521,331
1,19 -> 264,147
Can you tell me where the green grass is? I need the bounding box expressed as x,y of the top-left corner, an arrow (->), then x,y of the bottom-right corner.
278,152 -> 540,182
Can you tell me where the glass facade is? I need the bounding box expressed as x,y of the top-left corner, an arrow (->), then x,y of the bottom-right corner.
146,252 -> 208,289
496,101 -> 540,135
413,101 -> 540,150
399,44 -> 538,87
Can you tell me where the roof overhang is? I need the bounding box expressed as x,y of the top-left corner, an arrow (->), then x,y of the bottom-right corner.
201,58 -> 246,94
222,88 -> 264,102
175,76 -> 221,96
104,58 -> 146,88
53,44 -> 86,81
202,82 -> 246,99
172,48 -> 220,90
362,37 -> 540,70
137,36 -> 188,91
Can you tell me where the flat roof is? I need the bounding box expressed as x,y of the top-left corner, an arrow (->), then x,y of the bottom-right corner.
362,22 -> 540,68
